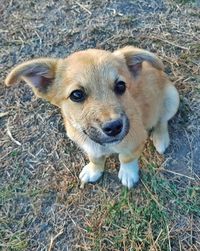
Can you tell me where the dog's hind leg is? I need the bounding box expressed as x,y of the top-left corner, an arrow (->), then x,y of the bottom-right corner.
152,84 -> 179,154
152,122 -> 170,154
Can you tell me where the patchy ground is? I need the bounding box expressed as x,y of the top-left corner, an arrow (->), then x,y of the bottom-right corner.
0,0 -> 200,250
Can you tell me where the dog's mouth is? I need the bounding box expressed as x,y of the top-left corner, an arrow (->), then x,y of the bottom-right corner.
83,115 -> 130,146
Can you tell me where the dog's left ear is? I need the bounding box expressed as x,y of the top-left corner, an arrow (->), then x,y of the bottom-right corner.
113,46 -> 164,77
5,58 -> 62,105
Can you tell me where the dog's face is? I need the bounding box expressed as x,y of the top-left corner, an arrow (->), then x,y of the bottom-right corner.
59,50 -> 134,145
5,47 -> 163,146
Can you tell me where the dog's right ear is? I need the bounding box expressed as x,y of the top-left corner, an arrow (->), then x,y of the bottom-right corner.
5,58 -> 61,104
113,46 -> 164,78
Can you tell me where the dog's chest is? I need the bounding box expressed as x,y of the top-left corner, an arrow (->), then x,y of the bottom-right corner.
81,140 -> 113,158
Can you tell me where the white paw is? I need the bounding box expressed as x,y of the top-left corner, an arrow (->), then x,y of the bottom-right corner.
79,163 -> 103,184
152,130 -> 169,154
118,160 -> 140,189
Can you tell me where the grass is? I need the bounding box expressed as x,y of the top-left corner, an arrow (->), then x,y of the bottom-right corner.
2,157 -> 199,250
0,231 -> 28,251
0,182 -> 45,251
82,166 -> 200,251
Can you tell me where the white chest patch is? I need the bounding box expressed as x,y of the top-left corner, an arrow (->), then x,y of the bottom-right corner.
81,139 -> 112,158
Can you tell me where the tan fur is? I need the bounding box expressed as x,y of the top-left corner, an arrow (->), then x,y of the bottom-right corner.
5,46 -> 179,188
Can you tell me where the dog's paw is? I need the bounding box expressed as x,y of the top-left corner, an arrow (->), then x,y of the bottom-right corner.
79,163 -> 103,184
152,130 -> 169,154
118,160 -> 140,189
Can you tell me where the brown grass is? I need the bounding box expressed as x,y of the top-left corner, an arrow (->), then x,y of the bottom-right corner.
0,0 -> 200,250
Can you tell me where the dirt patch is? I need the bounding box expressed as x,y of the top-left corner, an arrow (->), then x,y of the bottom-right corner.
0,0 -> 200,250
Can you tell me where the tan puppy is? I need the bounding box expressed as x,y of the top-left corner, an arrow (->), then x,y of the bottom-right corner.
5,46 -> 179,188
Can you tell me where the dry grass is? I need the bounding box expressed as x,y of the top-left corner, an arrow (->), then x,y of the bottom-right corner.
0,0 -> 200,250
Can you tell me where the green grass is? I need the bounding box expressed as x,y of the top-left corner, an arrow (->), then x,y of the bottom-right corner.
85,167 -> 200,250
0,231 -> 28,251
0,181 -> 44,251
175,0 -> 196,4
0,182 -> 43,203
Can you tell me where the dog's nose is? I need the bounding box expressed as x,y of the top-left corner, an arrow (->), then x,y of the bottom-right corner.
102,119 -> 123,137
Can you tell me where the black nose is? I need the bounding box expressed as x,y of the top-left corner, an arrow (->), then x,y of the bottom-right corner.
102,119 -> 123,137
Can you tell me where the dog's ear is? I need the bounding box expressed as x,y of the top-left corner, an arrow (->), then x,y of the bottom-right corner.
5,58 -> 61,103
113,46 -> 164,77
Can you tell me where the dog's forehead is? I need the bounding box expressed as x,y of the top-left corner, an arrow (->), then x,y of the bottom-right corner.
64,49 -> 122,84
67,49 -> 113,64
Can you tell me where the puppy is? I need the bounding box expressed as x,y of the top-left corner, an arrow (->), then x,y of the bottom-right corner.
5,46 -> 179,188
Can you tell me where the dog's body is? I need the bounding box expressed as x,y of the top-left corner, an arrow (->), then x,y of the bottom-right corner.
5,46 -> 179,188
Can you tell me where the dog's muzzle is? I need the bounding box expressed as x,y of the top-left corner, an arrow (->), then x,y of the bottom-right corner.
83,114 -> 130,145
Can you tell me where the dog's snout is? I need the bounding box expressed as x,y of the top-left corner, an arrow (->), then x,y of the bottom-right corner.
102,119 -> 123,137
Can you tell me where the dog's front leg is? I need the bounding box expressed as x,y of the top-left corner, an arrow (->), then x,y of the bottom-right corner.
79,155 -> 105,187
118,144 -> 144,189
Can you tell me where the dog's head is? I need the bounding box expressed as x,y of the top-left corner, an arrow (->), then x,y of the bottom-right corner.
5,47 -> 163,146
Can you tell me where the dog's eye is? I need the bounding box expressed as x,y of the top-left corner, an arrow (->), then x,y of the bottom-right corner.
114,81 -> 126,95
70,89 -> 86,102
